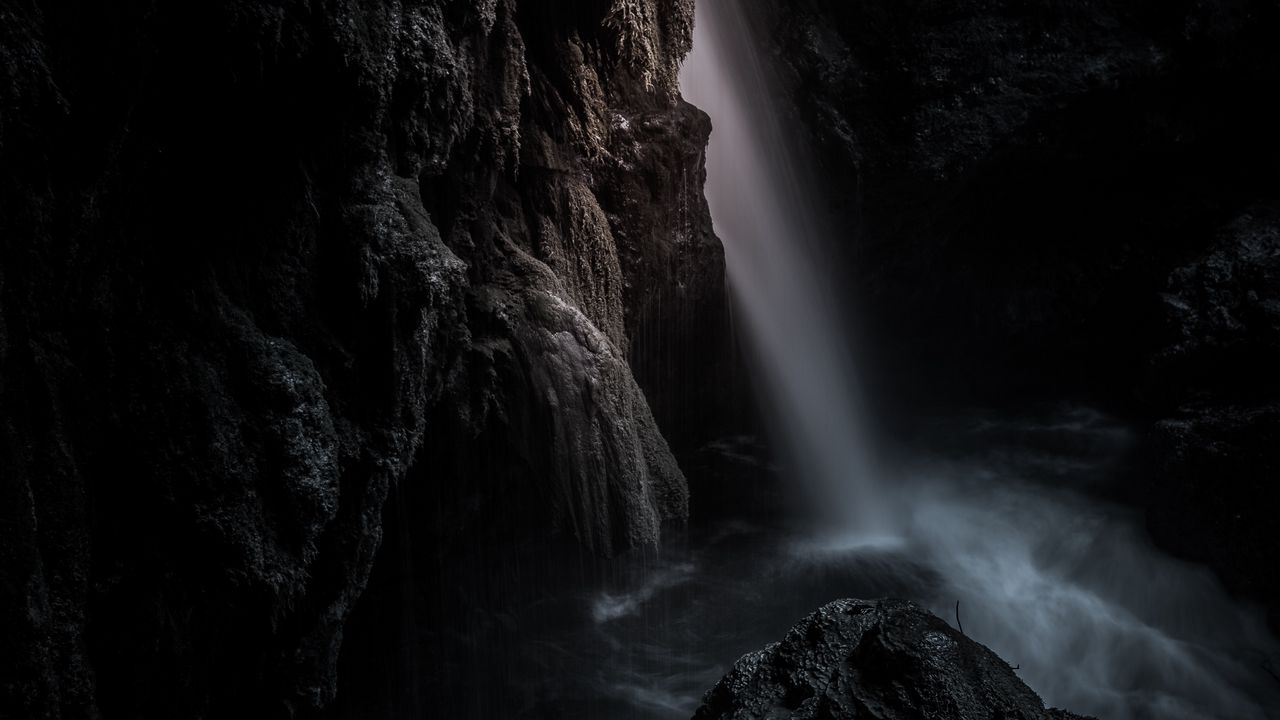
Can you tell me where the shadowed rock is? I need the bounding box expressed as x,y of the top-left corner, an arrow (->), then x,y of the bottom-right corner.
0,1 -> 728,716
695,599 -> 1093,720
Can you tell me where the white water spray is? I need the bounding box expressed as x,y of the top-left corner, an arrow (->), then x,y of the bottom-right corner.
679,3 -> 1279,719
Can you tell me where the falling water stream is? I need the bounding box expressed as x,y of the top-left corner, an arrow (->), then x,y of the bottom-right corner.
676,0 -> 892,541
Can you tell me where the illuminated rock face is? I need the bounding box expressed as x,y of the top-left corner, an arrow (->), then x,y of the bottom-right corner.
0,1 -> 729,716
696,599 -> 1094,720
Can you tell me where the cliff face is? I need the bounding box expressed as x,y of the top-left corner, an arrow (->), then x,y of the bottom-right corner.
0,1 -> 729,717
742,0 -> 1280,624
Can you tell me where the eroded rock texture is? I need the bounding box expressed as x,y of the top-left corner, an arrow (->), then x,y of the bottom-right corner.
0,1 -> 729,717
695,599 -> 1091,720
740,0 -> 1280,624
1147,205 -> 1280,622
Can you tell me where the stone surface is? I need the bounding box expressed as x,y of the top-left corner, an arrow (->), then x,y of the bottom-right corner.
0,1 -> 730,717
1153,204 -> 1280,400
1145,205 -> 1280,624
695,599 -> 1092,720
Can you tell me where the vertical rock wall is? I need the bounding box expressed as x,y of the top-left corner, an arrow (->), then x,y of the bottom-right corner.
0,1 -> 730,717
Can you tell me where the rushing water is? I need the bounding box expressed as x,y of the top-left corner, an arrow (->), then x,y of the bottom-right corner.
559,414 -> 1280,720
660,1 -> 1280,718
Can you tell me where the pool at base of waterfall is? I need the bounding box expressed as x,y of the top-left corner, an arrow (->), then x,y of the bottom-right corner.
421,408 -> 1280,720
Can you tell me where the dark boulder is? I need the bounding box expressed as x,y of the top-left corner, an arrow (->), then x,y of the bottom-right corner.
1152,204 -> 1280,404
695,599 -> 1092,720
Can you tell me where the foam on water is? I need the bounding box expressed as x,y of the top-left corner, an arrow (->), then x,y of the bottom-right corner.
592,562 -> 697,623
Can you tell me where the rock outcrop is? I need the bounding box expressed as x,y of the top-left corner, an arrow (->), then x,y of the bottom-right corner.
1154,205 -> 1280,397
696,599 -> 1091,720
1146,205 -> 1280,625
0,1 -> 730,717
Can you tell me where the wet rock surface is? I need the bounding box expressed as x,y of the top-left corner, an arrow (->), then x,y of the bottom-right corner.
695,599 -> 1093,720
0,1 -> 731,717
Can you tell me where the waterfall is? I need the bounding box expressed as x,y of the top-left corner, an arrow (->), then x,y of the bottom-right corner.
679,0 -> 896,540
677,3 -> 1279,719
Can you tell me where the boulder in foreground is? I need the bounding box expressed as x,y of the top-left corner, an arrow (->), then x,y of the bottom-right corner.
695,599 -> 1092,720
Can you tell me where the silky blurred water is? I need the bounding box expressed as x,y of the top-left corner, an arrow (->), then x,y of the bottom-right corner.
565,414 -> 1280,720
395,415 -> 1279,719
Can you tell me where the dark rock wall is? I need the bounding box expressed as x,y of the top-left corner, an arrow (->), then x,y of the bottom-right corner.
0,1 -> 730,717
751,0 -> 1279,407
743,0 -> 1280,622
1146,204 -> 1280,623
